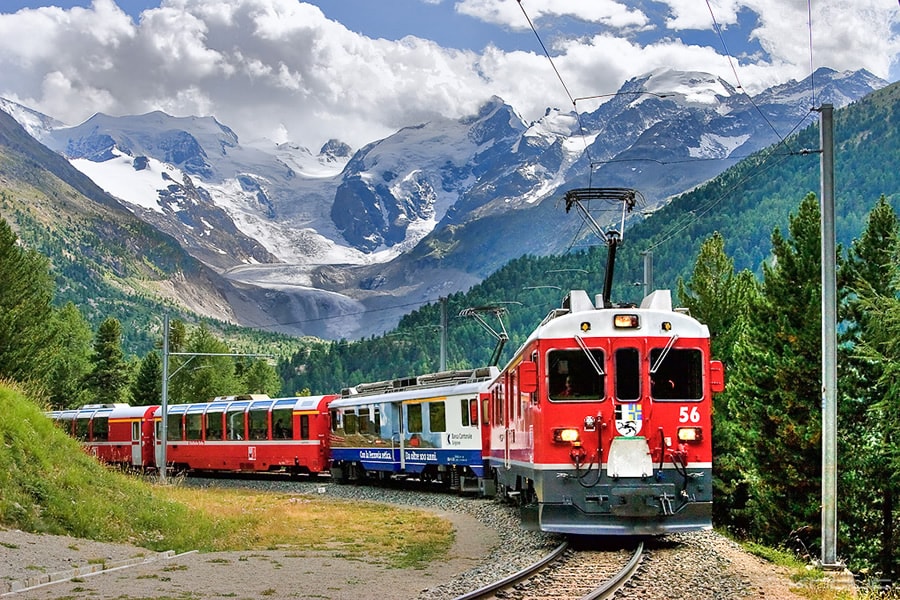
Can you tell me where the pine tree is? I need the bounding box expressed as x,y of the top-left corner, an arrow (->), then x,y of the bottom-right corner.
131,351 -> 163,406
728,193 -> 824,547
43,302 -> 94,409
168,323 -> 237,403
84,317 -> 131,404
240,359 -> 281,396
0,217 -> 56,385
676,232 -> 761,530
839,196 -> 900,578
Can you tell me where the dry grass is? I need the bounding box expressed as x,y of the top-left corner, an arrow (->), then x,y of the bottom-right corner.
160,485 -> 454,568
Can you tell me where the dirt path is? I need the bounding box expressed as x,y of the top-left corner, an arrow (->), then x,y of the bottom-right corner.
2,509 -> 494,600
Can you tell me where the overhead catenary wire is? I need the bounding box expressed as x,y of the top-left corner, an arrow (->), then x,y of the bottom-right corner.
516,0 -> 828,257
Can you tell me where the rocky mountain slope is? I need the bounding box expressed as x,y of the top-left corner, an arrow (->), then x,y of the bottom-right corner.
0,67 -> 886,339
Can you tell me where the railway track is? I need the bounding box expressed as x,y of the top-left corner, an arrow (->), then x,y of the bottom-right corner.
454,539 -> 644,600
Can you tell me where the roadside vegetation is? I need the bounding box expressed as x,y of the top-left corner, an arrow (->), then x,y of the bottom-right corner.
0,382 -> 452,568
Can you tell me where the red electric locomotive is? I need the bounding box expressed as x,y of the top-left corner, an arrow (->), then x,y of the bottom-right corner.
486,187 -> 725,535
487,288 -> 724,535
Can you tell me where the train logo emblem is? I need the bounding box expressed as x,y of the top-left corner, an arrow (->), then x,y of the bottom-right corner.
615,403 -> 643,436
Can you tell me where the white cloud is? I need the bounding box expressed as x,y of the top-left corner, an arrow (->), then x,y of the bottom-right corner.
0,0 -> 896,153
456,0 -> 650,30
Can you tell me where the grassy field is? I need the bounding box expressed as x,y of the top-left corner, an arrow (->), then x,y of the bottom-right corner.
0,382 -> 453,568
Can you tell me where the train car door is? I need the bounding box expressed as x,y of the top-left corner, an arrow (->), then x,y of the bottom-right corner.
131,420 -> 142,466
504,372 -> 513,469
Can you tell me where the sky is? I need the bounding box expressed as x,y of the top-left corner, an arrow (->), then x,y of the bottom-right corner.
0,0 -> 898,152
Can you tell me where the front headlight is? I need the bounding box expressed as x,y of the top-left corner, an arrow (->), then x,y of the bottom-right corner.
553,428 -> 580,444
677,427 -> 703,443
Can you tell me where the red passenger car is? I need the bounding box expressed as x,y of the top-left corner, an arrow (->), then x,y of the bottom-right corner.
486,289 -> 724,535
48,404 -> 157,469
155,394 -> 337,475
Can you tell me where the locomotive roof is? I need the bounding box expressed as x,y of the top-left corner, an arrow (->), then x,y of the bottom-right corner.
518,289 -> 710,349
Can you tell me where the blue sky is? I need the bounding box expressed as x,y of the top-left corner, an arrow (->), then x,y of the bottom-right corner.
0,1 -> 897,150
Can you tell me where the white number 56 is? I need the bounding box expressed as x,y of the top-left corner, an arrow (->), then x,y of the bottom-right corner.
679,406 -> 701,423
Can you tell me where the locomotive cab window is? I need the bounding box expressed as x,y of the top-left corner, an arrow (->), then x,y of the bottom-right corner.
650,348 -> 703,400
614,348 -> 641,401
549,349 -> 605,401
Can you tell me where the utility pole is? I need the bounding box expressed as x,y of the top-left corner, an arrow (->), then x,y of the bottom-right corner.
160,314 -> 170,483
157,314 -> 272,484
440,297 -> 447,371
641,250 -> 653,298
818,103 -> 839,569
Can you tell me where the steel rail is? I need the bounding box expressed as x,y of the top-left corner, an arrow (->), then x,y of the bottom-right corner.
451,541 -> 569,600
582,540 -> 645,600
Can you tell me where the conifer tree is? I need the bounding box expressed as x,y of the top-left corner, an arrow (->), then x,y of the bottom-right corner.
131,351 -> 163,406
0,217 -> 56,385
43,302 -> 94,409
839,196 -> 900,579
84,317 -> 130,404
168,323 -> 237,403
240,359 -> 282,395
727,193 -> 824,546
676,232 -> 761,530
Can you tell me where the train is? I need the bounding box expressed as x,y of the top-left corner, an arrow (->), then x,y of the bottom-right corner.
47,185 -> 723,537
47,288 -> 723,537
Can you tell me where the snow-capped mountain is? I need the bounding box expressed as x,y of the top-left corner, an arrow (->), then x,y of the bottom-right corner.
1,67 -> 886,339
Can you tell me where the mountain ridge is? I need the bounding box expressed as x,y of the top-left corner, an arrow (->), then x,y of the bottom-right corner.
0,67 -> 887,340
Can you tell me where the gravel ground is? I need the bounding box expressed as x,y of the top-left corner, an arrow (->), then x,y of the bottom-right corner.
1,478 -> 814,599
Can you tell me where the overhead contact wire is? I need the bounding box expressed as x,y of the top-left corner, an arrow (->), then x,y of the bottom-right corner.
517,0 -> 595,170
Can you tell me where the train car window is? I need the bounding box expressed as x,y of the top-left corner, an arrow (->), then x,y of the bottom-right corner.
549,349 -> 605,401
185,413 -> 202,440
167,414 -> 183,440
650,348 -> 703,400
272,408 -> 293,439
510,371 -> 520,420
407,404 -> 423,433
132,421 -> 140,442
206,410 -> 224,440
429,402 -> 446,433
248,408 -> 268,440
92,417 -> 109,441
226,409 -> 246,440
358,407 -> 370,434
75,418 -> 90,441
470,399 -> 478,427
482,397 -> 490,426
300,415 -> 310,439
248,401 -> 272,440
330,409 -> 340,432
373,407 -> 381,433
344,411 -> 358,435
614,348 -> 640,401
460,398 -> 470,427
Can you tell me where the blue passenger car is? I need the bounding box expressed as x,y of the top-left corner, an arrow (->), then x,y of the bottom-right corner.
328,367 -> 497,491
